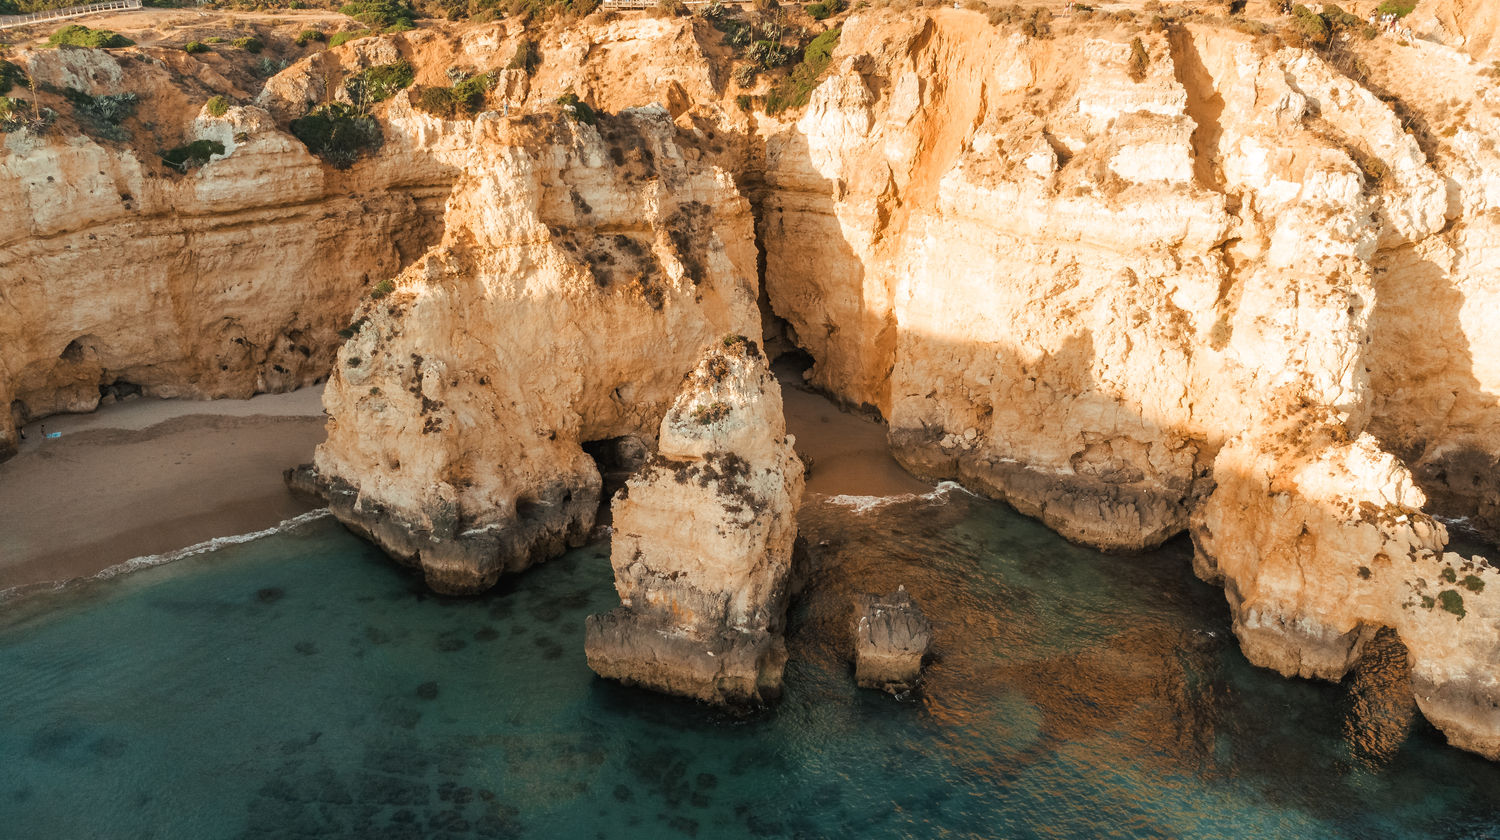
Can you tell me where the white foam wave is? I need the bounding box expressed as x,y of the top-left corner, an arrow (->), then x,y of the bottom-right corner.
823,480 -> 975,513
0,508 -> 334,605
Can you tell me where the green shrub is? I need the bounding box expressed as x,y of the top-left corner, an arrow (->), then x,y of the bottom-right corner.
295,29 -> 327,45
733,62 -> 757,86
556,91 -> 597,124
289,102 -> 383,168
337,316 -> 368,338
806,0 -> 844,19
1438,589 -> 1466,619
1127,37 -> 1149,81
370,278 -> 396,298
1320,2 -> 1363,29
749,38 -> 795,69
506,37 -> 540,74
47,25 -> 134,48
764,28 -> 838,114
64,88 -> 137,140
0,96 -> 55,134
231,36 -> 263,53
344,59 -> 414,105
413,72 -> 494,118
183,40 -> 209,54
1464,574 -> 1486,593
1288,4 -> 1330,46
1375,0 -> 1415,17
0,60 -> 24,96
339,0 -> 417,29
255,56 -> 287,78
205,95 -> 230,116
328,29 -> 371,47
162,139 -> 225,171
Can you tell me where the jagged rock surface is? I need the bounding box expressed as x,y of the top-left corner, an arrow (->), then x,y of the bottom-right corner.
853,586 -> 932,694
6,8 -> 1500,760
297,107 -> 760,593
757,11 -> 1500,757
585,338 -> 804,706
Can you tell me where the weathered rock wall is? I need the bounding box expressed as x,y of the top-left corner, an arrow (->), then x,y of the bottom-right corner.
298,106 -> 761,593
0,44 -> 454,458
585,338 -> 804,705
756,10 -> 1500,755
7,7 -> 1500,758
0,17 -> 736,459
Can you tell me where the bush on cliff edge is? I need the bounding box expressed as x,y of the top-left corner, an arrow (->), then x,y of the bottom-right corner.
289,102 -> 383,169
764,28 -> 839,115
47,25 -> 134,48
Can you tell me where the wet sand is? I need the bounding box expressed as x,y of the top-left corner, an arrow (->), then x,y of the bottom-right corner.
777,370 -> 933,500
0,388 -> 327,591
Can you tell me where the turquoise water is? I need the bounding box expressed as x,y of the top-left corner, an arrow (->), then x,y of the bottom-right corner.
4,489 -> 1500,839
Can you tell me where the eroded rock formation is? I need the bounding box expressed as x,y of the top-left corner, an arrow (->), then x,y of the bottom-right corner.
585,338 -> 804,705
0,43 -> 457,458
7,6 -> 1500,759
854,586 -> 932,695
293,106 -> 760,593
755,11 -> 1500,756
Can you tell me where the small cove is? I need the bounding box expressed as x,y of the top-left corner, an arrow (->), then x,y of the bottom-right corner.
4,487 -> 1500,839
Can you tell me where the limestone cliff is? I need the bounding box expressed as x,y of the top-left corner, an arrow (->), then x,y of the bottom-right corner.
754,11 -> 1500,755
0,42 -> 453,458
294,106 -> 760,593
7,6 -> 1500,760
585,337 -> 804,706
0,17 -> 733,459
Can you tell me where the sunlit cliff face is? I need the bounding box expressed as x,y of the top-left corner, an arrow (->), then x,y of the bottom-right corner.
4,7 -> 1500,757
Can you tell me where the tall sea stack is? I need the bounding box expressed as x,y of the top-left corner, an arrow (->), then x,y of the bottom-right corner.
585,337 -> 804,706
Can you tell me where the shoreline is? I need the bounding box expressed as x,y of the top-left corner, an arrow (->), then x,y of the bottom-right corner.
0,367 -> 932,595
0,387 -> 329,591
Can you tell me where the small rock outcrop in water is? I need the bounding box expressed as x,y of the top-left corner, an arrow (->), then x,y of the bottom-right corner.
854,586 -> 931,695
585,337 -> 804,707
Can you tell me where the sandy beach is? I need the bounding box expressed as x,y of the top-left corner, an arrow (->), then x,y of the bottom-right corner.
776,369 -> 932,500
0,388 -> 328,591
0,366 -> 928,593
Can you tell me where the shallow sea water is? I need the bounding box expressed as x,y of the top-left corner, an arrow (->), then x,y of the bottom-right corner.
4,488 -> 1500,839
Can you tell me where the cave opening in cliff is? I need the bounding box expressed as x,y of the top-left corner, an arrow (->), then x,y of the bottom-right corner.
581,435 -> 651,526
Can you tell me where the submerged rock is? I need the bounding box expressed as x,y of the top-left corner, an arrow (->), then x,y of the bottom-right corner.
585,337 -> 804,707
853,586 -> 931,695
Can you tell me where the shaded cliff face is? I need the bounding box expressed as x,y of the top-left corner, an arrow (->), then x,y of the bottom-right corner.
585,338 -> 804,705
301,106 -> 761,594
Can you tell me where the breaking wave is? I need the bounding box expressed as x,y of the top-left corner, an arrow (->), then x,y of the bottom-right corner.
0,508 -> 333,605
822,480 -> 976,513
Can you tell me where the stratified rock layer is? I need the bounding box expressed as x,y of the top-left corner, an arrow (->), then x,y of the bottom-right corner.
297,107 -> 761,594
757,11 -> 1500,757
854,586 -> 932,694
6,7 -> 1500,761
585,338 -> 804,706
